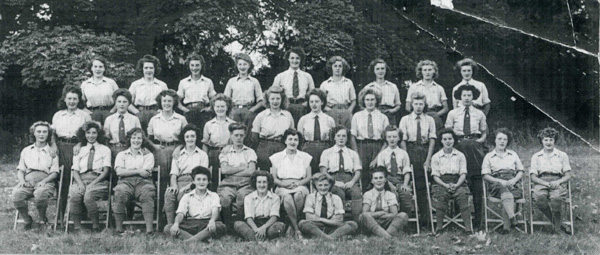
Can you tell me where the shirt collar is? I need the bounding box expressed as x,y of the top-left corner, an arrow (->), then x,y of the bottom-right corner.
60,109 -> 82,116
125,148 -> 145,156
31,144 -> 51,152
85,77 -> 107,84
411,112 -> 424,120
317,192 -> 331,201
491,149 -> 513,158
287,67 -> 300,73
226,144 -> 249,153
138,78 -> 161,85
180,146 -> 202,156
156,113 -> 182,121
253,190 -> 275,200
208,117 -> 234,124
265,109 -> 285,117
186,75 -> 205,82
189,190 -> 212,199
334,145 -> 347,152
440,149 -> 459,158
236,75 -> 252,81
536,149 -> 560,157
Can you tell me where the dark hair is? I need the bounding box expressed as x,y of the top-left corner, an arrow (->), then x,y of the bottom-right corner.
311,172 -> 334,191
325,56 -> 350,76
281,128 -> 304,148
368,58 -> 391,79
366,166 -> 393,191
305,88 -> 327,111
210,93 -> 233,116
453,84 -> 481,100
437,128 -> 457,147
155,89 -> 180,110
136,54 -> 161,76
283,47 -> 306,68
250,171 -> 275,190
28,121 -> 53,143
358,87 -> 382,108
455,58 -> 479,74
381,125 -> 403,144
87,56 -> 108,75
492,127 -> 513,147
228,122 -> 247,134
330,126 -> 350,146
264,86 -> 289,110
537,127 -> 560,144
178,124 -> 201,146
185,53 -> 206,76
112,88 -> 133,105
125,127 -> 152,151
57,85 -> 85,110
234,53 -> 254,73
415,60 -> 439,79
191,166 -> 212,182
77,121 -> 106,146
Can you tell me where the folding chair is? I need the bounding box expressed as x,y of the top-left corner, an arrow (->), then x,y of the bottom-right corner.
13,166 -> 64,231
482,178 -> 527,233
528,179 -> 574,235
120,166 -> 161,232
407,166 -> 421,234
64,171 -> 113,232
424,167 -> 472,233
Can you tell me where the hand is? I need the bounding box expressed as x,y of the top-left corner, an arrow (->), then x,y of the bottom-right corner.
335,181 -> 345,188
505,179 -> 516,187
324,106 -> 332,112
139,170 -> 151,178
35,181 -> 46,188
288,182 -> 299,189
476,138 -> 485,143
548,181 -> 560,189
342,182 -> 354,189
170,224 -> 180,236
254,226 -> 267,240
17,181 -> 27,188
73,144 -> 82,156
207,220 -> 216,232
167,185 -> 178,194
86,181 -> 97,189
400,184 -> 411,192
369,160 -> 377,169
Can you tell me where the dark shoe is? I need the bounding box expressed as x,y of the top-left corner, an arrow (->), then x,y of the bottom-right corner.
560,225 -> 572,235
23,218 -> 34,231
92,227 -> 102,233
496,228 -> 509,235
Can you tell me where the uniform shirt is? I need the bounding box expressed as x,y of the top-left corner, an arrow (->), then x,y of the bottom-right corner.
297,112 -> 336,141
176,190 -> 221,220
376,146 -> 412,175
201,118 -> 235,147
452,79 -> 491,108
129,78 -> 168,106
530,148 -> 572,176
17,144 -> 59,174
269,150 -> 312,179
351,109 -> 389,140
72,143 -> 111,174
170,147 -> 209,176
319,77 -> 356,106
481,149 -> 524,175
399,112 -> 437,142
431,149 -> 467,177
251,109 -> 294,139
81,77 -> 119,107
444,106 -> 487,136
244,190 -> 280,219
405,80 -> 447,108
147,113 -> 188,142
219,145 -> 257,167
104,112 -> 142,144
272,68 -> 315,99
363,189 -> 398,213
303,192 -> 345,218
177,75 -> 217,104
223,75 -> 263,105
319,146 -> 362,173
362,81 -> 401,107
114,148 -> 155,176
52,109 -> 92,138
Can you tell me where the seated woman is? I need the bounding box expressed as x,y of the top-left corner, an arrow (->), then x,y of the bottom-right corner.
482,128 -> 524,234
112,128 -> 156,234
269,128 -> 312,236
234,171 -> 286,241
68,121 -> 111,232
360,167 -> 408,238
298,173 -> 358,240
430,129 -> 472,234
166,166 -> 226,242
530,127 -> 572,235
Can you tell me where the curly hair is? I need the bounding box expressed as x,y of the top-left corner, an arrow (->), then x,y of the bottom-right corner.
177,124 -> 201,147
305,88 -> 328,111
228,122 -> 247,134
124,127 -> 152,151
537,127 -> 560,144
410,91 -> 429,112
381,125 -> 403,144
57,85 -> 86,110
281,128 -> 304,148
76,121 -> 106,146
112,88 -> 133,105
87,55 -> 108,75
415,60 -> 439,79
234,53 -> 254,73
185,53 -> 206,76
250,171 -> 275,190
455,58 -> 479,74
283,47 -> 306,68
366,166 -> 393,191
368,58 -> 391,80
357,87 -> 382,108
210,93 -> 233,116
311,172 -> 335,191
437,128 -> 457,147
325,56 -> 350,76
263,86 -> 289,110
191,166 -> 212,183
155,89 -> 179,110
453,84 -> 481,100
492,127 -> 513,147
28,121 -> 53,143
136,54 -> 161,77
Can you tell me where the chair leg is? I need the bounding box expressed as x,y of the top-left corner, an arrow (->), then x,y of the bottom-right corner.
13,211 -> 19,230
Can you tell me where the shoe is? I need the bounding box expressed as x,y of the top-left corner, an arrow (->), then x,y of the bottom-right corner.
496,229 -> 509,235
560,225 -> 572,235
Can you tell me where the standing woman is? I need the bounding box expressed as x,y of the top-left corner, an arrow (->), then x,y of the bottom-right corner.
452,58 -> 491,115
129,54 -> 168,131
224,53 -> 264,125
405,60 -> 448,132
103,88 -> 141,160
360,58 -> 401,125
319,56 -> 356,129
202,94 -> 235,190
80,56 -> 119,125
297,89 -> 336,174
176,53 -> 217,133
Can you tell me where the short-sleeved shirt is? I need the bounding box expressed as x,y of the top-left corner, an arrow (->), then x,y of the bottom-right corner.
17,144 -> 59,174
52,109 -> 92,138
362,81 -> 401,107
481,149 -> 524,175
219,145 -> 257,167
251,109 -> 295,139
363,189 -> 398,213
452,79 -> 491,108
431,149 -> 467,177
319,146 -> 362,173
244,191 -> 280,219
81,77 -> 119,107
224,75 -> 263,105
405,80 -> 447,108
170,147 -> 209,176
272,68 -> 315,99
176,190 -> 221,220
399,112 -> 437,142
530,148 -> 572,176
147,113 -> 188,142
104,112 -> 142,144
72,143 -> 111,174
177,75 -> 217,104
376,147 -> 412,175
444,106 -> 487,136
351,109 -> 389,140
202,118 -> 235,147
114,148 -> 155,176
297,112 -> 336,141
129,78 -> 168,106
319,77 -> 356,106
269,150 -> 312,179
303,192 -> 345,218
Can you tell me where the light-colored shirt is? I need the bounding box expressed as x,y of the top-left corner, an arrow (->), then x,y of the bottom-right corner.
114,148 -> 155,176
399,112 -> 437,142
303,192 -> 345,218
224,75 -> 263,105
376,147 -> 412,174
272,68 -> 315,99
219,145 -> 257,167
177,75 -> 217,104
452,79 -> 491,108
481,149 -> 524,175
431,149 -> 467,177
297,112 -> 336,141
80,77 -> 119,107
530,148 -> 572,176
176,190 -> 221,220
72,143 -> 111,174
363,189 -> 398,213
405,80 -> 447,108
17,144 -> 59,174
129,78 -> 168,106
52,109 -> 92,138
251,109 -> 295,139
444,106 -> 487,136
319,146 -> 362,173
319,77 -> 356,106
362,81 -> 401,107
201,118 -> 235,147
351,109 -> 389,140
170,147 -> 209,176
147,113 -> 188,142
244,191 -> 280,219
269,150 -> 312,179
104,113 -> 142,144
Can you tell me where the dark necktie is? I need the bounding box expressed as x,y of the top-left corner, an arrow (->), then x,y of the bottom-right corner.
338,149 -> 344,172
375,192 -> 383,211
314,115 -> 321,141
320,195 -> 328,218
463,107 -> 471,135
292,71 -> 299,98
416,115 -> 422,143
367,113 -> 374,139
118,114 -> 126,143
390,151 -> 398,176
87,145 -> 95,171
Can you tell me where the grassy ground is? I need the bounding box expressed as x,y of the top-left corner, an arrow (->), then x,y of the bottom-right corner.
0,140 -> 598,254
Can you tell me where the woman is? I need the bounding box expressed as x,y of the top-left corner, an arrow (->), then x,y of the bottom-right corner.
405,60 -> 448,131
452,58 -> 491,115
80,56 -> 119,125
129,54 -> 168,131
319,56 -> 356,129
482,128 -> 523,234
297,88 -> 336,174
202,93 -> 235,190
360,58 -> 401,125
224,53 -> 264,125
176,53 -> 217,132
269,129 -> 312,236
103,88 -> 142,160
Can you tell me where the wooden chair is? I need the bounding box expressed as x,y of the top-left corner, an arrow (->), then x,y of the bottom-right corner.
13,166 -> 64,231
528,179 -> 574,235
64,170 -> 113,232
424,167 -> 473,233
482,178 -> 527,233
119,166 -> 161,232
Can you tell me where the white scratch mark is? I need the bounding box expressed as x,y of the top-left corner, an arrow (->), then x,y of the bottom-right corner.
564,0 -> 578,46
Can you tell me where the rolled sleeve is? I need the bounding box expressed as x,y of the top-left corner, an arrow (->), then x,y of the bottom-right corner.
101,147 -> 111,168
332,195 -> 345,215
561,153 -> 572,172
303,194 -> 316,214
401,151 -> 411,174
72,152 -> 82,172
270,195 -> 281,217
529,155 -> 539,176
351,151 -> 362,171
481,154 -> 492,175
170,159 -> 180,176
243,196 -> 255,219
431,155 -> 441,177
458,153 -> 467,175
50,156 -> 60,173
176,195 -> 189,216
142,152 -> 155,173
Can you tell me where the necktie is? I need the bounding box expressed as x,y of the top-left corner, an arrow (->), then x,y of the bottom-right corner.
367,113 -> 374,139
314,115 -> 321,141
338,149 -> 344,172
292,71 -> 299,98
375,192 -> 383,211
463,107 -> 471,135
118,114 -> 126,143
87,145 -> 95,171
390,151 -> 398,176
320,195 -> 328,218
416,115 -> 422,143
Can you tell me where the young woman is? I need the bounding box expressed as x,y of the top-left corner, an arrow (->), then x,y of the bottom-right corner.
80,56 -> 119,125
202,93 -> 235,190
360,58 -> 401,125
224,53 -> 264,125
405,60 -> 448,132
129,55 -> 168,131
452,58 -> 491,115
176,53 -> 217,132
103,88 -> 142,160
319,56 -> 356,129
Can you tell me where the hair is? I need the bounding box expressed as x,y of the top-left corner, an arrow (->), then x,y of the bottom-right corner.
537,127 -> 560,144
76,121 -> 106,146
329,126 -> 350,145
453,84 -> 481,100
178,124 -> 201,146
437,128 -> 458,147
305,88 -> 328,111
210,93 -> 233,116
455,58 -> 479,74
155,89 -> 180,110
28,121 -> 53,143
191,166 -> 212,183
492,127 -> 513,147
381,125 -> 404,144
136,54 -> 161,77
250,171 -> 275,190
228,122 -> 248,134
357,87 -> 382,108
368,58 -> 391,79
311,172 -> 335,191
325,56 -> 350,76
283,47 -> 306,68
281,128 -> 304,148
263,86 -> 289,110
57,85 -> 86,110
234,53 -> 254,73
415,60 -> 439,79
410,91 -> 429,112
185,53 -> 206,76
125,127 -> 152,150
112,88 -> 133,105
87,55 -> 108,75
366,166 -> 393,191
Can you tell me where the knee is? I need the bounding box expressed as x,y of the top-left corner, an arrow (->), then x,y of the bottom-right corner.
298,220 -> 310,230
397,212 -> 409,222
233,221 -> 246,230
350,188 -> 363,200
345,221 -> 358,231
281,194 -> 294,202
220,196 -> 233,208
163,224 -> 173,234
